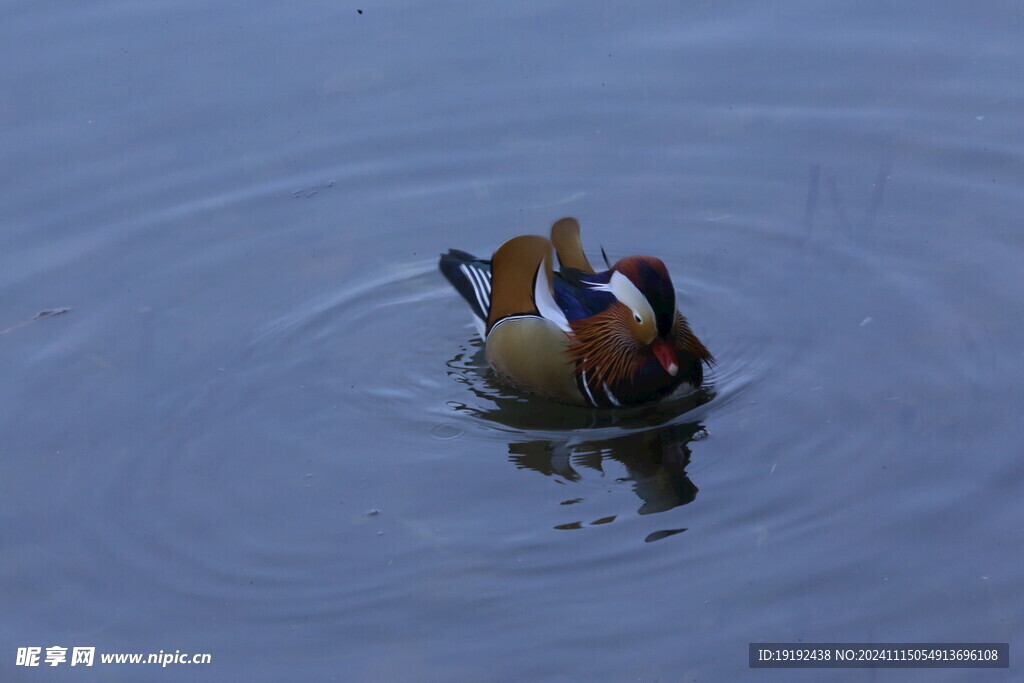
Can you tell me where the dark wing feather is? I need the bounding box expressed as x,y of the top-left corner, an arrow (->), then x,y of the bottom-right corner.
552,269 -> 615,322
439,250 -> 492,326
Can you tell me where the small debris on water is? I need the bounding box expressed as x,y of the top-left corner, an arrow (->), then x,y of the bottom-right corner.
366,508 -> 380,517
34,307 -> 72,319
291,180 -> 335,198
1,307 -> 73,335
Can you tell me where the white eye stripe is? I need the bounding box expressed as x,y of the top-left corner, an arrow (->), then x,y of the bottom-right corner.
609,271 -> 655,325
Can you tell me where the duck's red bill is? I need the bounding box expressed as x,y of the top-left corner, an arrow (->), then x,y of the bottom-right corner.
651,338 -> 679,376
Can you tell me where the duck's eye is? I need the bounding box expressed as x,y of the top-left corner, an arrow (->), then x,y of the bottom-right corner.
633,312 -> 643,324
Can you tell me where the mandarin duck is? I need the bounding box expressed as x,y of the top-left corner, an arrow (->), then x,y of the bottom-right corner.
439,218 -> 713,407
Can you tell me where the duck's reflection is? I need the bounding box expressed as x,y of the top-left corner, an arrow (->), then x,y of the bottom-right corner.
447,344 -> 712,536
506,420 -> 703,516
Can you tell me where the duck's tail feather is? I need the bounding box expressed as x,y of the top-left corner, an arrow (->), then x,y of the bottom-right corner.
439,250 -> 492,334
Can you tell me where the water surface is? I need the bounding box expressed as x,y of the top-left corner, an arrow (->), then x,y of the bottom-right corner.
3,1 -> 1022,680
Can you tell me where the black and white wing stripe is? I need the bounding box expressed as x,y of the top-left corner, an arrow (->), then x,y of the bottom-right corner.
438,249 -> 493,336
460,263 -> 491,320
576,365 -> 622,408
439,246 -> 570,340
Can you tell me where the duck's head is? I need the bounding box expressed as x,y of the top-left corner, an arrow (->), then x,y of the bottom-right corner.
569,254 -> 694,391
603,255 -> 681,376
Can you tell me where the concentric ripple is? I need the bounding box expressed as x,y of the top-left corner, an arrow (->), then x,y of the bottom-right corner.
238,231 -> 867,536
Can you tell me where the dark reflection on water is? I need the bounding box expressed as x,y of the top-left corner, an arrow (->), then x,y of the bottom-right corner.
509,421 -> 702,520
446,343 -> 711,535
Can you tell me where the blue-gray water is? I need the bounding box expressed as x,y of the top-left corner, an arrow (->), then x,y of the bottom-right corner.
3,1 -> 1022,680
